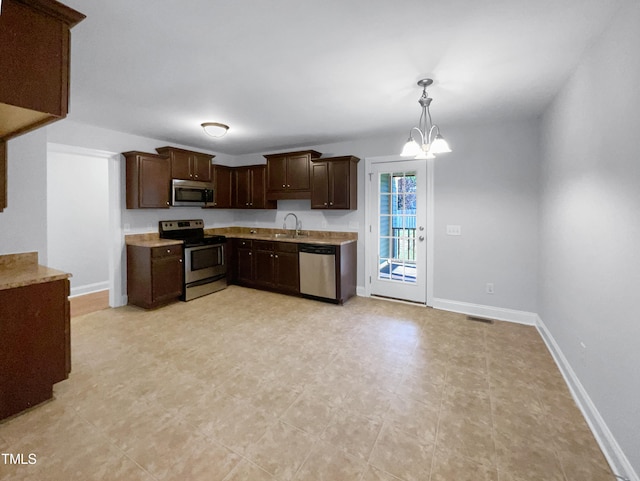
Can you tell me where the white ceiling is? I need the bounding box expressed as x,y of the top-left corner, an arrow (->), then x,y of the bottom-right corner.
62,0 -> 623,155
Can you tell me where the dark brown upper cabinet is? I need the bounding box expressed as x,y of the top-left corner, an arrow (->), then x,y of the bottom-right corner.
155,146 -> 213,182
233,165 -> 276,209
209,165 -> 233,208
310,156 -> 359,210
0,0 -> 85,212
124,151 -> 171,209
264,150 -> 322,200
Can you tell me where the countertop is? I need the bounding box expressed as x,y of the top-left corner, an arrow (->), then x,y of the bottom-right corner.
125,227 -> 358,247
0,252 -> 71,291
207,227 -> 357,246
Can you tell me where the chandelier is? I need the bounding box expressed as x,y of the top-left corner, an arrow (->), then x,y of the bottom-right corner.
401,78 -> 451,159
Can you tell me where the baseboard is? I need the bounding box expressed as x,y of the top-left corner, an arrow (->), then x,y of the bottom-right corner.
69,281 -> 109,298
432,298 -> 537,325
69,289 -> 110,318
536,315 -> 638,481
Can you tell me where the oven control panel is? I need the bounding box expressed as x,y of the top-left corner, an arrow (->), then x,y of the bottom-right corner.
159,219 -> 204,232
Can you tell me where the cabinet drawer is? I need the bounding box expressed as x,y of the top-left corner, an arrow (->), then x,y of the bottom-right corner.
276,242 -> 299,253
254,240 -> 275,251
237,239 -> 253,248
151,244 -> 183,258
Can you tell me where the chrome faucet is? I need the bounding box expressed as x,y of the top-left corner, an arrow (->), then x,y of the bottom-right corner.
283,213 -> 300,236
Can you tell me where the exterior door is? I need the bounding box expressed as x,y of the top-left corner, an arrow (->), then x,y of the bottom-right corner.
369,159 -> 429,304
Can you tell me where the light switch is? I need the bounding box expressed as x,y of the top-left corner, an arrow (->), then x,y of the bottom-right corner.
446,225 -> 461,236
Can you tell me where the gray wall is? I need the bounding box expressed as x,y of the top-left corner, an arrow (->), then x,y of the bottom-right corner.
0,129 -> 48,261
434,119 -> 539,312
539,0 -> 640,475
47,148 -> 109,294
236,120 -> 540,315
1,117 -> 541,316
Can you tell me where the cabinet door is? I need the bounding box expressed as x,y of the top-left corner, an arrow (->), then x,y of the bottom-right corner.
191,153 -> 212,182
236,247 -> 253,283
286,154 -> 311,191
170,150 -> 192,180
152,255 -> 183,302
250,165 -> 269,209
310,162 -> 329,208
274,250 -> 299,293
212,165 -> 232,208
266,156 -> 287,193
139,155 -> 171,208
234,167 -> 251,208
328,161 -> 351,209
254,248 -> 275,287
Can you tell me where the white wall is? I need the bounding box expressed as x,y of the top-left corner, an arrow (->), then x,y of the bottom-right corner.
539,1 -> 640,478
0,129 -> 48,260
46,147 -> 109,295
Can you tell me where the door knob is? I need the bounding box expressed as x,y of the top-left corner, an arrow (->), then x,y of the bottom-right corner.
419,236 -> 425,241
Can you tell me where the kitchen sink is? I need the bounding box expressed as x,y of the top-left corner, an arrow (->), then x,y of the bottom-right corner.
272,233 -> 309,239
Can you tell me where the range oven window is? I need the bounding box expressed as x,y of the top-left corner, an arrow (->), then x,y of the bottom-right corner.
190,245 -> 223,271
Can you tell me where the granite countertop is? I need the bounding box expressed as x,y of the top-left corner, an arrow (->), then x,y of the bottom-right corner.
124,232 -> 183,247
208,227 -> 357,246
0,252 -> 71,291
125,227 -> 357,247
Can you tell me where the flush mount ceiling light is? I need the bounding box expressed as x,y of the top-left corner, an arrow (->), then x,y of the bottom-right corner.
201,122 -> 229,138
401,78 -> 451,159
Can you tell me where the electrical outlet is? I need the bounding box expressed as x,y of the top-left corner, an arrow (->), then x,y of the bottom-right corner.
486,283 -> 494,294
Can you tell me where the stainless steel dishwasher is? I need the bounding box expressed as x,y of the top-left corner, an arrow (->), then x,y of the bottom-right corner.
299,244 -> 337,301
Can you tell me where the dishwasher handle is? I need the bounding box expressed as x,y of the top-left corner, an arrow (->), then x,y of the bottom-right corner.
298,244 -> 336,255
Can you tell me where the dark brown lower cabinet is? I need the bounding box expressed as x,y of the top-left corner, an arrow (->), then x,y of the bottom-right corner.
230,237 -> 357,303
127,244 -> 183,309
0,279 -> 70,420
231,239 -> 300,294
253,241 -> 299,294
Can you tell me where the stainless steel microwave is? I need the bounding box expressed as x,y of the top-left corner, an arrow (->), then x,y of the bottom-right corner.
171,179 -> 214,207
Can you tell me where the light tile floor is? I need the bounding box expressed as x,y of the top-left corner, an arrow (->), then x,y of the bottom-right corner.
0,286 -> 613,481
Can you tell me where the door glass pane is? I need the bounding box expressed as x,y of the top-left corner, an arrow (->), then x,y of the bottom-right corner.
378,171 -> 417,284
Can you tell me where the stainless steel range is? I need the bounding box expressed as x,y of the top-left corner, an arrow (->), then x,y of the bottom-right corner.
159,219 -> 227,301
